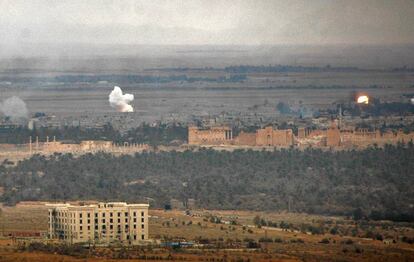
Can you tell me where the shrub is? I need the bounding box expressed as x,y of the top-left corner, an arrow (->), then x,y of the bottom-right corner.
319,238 -> 330,244
343,239 -> 354,245
355,246 -> 364,253
274,237 -> 283,243
290,238 -> 304,243
402,236 -> 414,244
375,233 -> 383,241
246,241 -> 260,249
258,237 -> 273,243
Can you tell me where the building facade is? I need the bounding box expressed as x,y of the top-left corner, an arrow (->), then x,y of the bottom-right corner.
47,202 -> 149,244
188,123 -> 414,149
188,126 -> 294,147
326,122 -> 341,147
188,126 -> 233,145
255,126 -> 294,147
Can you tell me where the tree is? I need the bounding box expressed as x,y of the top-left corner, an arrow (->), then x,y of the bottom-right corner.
353,208 -> 364,221
253,215 -> 261,226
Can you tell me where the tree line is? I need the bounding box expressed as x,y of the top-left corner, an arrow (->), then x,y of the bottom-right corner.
1,144 -> 413,221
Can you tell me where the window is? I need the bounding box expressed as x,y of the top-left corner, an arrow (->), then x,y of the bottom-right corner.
110,218 -> 113,223
110,225 -> 113,230
87,219 -> 90,224
133,224 -> 136,229
134,235 -> 136,240
102,219 -> 105,223
102,225 -> 106,230
80,219 -> 83,224
141,224 -> 144,229
133,212 -> 136,217
118,212 -> 121,217
87,213 -> 90,218
80,226 -> 83,231
125,212 -> 128,217
102,213 -> 105,217
118,219 -> 121,223
141,218 -> 144,223
141,234 -> 145,240
110,212 -> 113,217
87,226 -> 90,230
133,218 -> 137,223
95,213 -> 98,218
79,213 -> 82,218
141,211 -> 144,217
95,219 -> 98,224
125,218 -> 128,223
95,225 -> 98,230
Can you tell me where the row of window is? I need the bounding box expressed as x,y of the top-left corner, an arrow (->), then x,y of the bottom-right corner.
79,223 -> 144,231
78,217 -> 145,225
59,233 -> 146,241
81,211 -> 145,218
51,210 -> 145,219
52,214 -> 145,224
49,218 -> 144,229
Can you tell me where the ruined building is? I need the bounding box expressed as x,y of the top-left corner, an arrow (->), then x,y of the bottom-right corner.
326,122 -> 341,147
188,126 -> 233,145
256,126 -> 294,147
188,123 -> 414,149
306,123 -> 414,149
188,126 -> 294,147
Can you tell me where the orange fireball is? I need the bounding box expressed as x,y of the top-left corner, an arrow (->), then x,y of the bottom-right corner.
357,95 -> 369,104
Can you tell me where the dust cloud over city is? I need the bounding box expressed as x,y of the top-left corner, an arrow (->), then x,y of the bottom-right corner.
0,1 -> 414,261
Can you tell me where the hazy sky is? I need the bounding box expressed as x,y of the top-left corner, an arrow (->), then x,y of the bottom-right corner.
1,0 -> 414,46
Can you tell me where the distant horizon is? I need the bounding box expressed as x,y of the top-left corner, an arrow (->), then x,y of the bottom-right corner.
1,42 -> 414,69
2,1 -> 414,47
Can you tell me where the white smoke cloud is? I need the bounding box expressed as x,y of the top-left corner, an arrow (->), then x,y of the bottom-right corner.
109,86 -> 134,112
1,96 -> 28,120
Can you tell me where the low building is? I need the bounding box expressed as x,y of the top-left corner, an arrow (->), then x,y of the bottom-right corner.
47,202 -> 149,244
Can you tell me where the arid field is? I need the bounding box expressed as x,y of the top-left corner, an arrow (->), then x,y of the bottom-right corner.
1,84 -> 411,120
0,203 -> 413,261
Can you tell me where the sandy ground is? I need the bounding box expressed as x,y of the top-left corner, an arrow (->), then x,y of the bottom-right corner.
0,204 -> 413,261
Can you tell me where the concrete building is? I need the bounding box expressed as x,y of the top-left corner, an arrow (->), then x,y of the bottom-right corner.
47,202 -> 149,244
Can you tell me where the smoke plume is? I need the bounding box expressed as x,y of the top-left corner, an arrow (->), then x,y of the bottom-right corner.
109,86 -> 134,112
1,96 -> 28,120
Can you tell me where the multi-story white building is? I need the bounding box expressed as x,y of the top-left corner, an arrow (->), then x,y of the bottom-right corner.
47,202 -> 149,244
